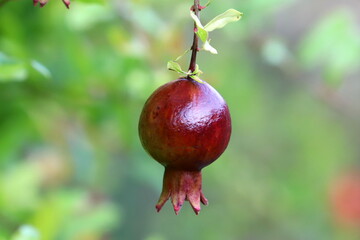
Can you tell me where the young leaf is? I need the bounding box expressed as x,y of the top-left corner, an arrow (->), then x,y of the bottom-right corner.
167,61 -> 186,74
189,75 -> 204,83
188,64 -> 203,76
204,9 -> 243,32
190,11 -> 208,42
190,10 -> 204,29
204,0 -> 212,7
174,48 -> 191,62
193,64 -> 203,75
203,40 -> 218,54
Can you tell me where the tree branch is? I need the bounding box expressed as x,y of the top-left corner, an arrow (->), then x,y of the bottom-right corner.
188,0 -> 200,73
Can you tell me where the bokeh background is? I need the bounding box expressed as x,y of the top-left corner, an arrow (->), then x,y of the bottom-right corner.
1,0 -> 360,239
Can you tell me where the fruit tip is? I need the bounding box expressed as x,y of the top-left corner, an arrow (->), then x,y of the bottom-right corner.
193,208 -> 200,215
200,193 -> 208,205
173,205 -> 182,215
155,205 -> 162,213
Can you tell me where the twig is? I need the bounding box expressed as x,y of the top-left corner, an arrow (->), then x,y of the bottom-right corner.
188,0 -> 200,73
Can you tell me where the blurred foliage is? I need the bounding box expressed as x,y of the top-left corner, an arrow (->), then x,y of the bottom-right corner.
299,10 -> 360,86
0,0 -> 360,239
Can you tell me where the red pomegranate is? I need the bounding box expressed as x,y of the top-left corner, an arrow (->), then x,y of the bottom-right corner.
138,77 -> 231,214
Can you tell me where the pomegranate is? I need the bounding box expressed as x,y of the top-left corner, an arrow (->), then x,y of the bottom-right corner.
138,77 -> 231,214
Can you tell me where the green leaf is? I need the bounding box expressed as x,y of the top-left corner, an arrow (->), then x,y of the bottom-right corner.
197,28 -> 208,43
174,48 -> 191,62
188,64 -> 203,76
190,10 -> 204,29
204,0 -> 212,7
192,64 -> 203,75
189,75 -> 204,83
190,10 -> 208,42
203,40 -> 218,54
195,64 -> 200,73
167,61 -> 186,74
204,9 -> 243,32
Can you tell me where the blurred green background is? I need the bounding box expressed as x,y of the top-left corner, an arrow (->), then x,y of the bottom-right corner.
1,0 -> 360,239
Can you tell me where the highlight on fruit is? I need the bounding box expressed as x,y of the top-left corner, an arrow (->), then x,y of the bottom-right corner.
138,0 -> 242,215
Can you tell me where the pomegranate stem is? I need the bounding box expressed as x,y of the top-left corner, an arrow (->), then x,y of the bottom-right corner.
188,0 -> 201,73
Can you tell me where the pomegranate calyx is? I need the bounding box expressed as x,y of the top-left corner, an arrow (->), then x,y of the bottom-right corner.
156,168 -> 208,215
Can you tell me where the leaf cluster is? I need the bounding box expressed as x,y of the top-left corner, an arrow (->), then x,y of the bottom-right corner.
168,8 -> 243,79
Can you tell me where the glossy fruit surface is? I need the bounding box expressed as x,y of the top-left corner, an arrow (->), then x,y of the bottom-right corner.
138,77 -> 231,214
139,78 -> 231,171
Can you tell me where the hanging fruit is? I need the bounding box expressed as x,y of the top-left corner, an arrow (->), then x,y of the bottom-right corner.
138,0 -> 242,215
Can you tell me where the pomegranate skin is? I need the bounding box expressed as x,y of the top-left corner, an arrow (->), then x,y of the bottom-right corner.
138,77 -> 231,214
139,78 -> 231,171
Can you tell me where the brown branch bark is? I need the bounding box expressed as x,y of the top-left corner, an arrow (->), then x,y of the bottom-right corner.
188,0 -> 200,73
